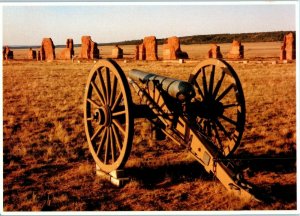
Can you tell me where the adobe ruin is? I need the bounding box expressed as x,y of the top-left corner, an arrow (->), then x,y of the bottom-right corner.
60,38 -> 74,60
111,45 -> 123,59
162,36 -> 188,60
41,38 -> 55,61
3,46 -> 13,60
28,48 -> 36,60
80,36 -> 99,59
227,40 -> 244,59
207,44 -> 223,59
280,32 -> 296,61
135,36 -> 158,60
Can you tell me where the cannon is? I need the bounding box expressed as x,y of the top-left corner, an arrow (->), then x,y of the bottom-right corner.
83,58 -> 260,201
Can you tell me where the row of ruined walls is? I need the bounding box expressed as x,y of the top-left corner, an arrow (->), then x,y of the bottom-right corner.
25,36 -> 99,61
4,32 -> 296,61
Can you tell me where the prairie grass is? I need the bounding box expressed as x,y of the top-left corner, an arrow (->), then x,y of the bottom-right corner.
3,42 -> 296,211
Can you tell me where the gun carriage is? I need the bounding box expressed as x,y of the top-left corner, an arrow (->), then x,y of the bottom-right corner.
84,58 -> 259,200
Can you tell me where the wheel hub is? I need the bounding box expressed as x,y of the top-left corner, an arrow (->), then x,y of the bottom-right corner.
192,99 -> 224,120
205,100 -> 224,119
94,105 -> 112,126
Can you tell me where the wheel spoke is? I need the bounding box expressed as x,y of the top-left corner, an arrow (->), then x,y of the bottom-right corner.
152,83 -> 156,102
203,120 -> 208,134
97,69 -> 107,104
112,123 -> 122,152
202,67 -> 209,97
197,117 -> 204,126
91,125 -> 104,141
111,91 -> 123,111
110,74 -> 118,107
96,127 -> 107,155
87,98 -> 101,108
216,84 -> 234,102
223,103 -> 239,109
194,80 -> 205,100
112,110 -> 126,117
112,119 -> 126,135
156,90 -> 161,104
109,127 -> 115,163
220,114 -> 237,126
209,65 -> 215,96
160,102 -> 166,109
87,117 -> 94,121
105,67 -> 111,104
215,118 -> 230,138
104,129 -> 110,164
91,80 -> 105,106
212,71 -> 225,99
211,122 -> 223,150
206,121 -> 212,137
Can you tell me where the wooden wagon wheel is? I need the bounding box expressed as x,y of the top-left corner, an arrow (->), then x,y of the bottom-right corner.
188,59 -> 246,157
84,59 -> 134,173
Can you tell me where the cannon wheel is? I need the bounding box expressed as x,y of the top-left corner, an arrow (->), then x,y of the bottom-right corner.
189,59 -> 246,157
84,59 -> 134,173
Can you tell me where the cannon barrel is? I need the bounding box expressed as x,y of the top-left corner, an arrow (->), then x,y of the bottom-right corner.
129,69 -> 195,102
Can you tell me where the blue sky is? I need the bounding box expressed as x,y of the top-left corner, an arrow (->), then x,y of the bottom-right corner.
2,3 -> 296,46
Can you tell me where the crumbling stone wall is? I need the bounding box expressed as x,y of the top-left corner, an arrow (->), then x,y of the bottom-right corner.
227,40 -> 244,59
90,41 -> 99,59
280,32 -> 296,60
28,48 -> 36,60
111,45 -> 123,59
207,44 -> 223,59
3,46 -> 13,60
135,36 -> 158,60
162,36 -> 188,60
80,36 -> 99,59
41,38 -> 55,61
60,38 -> 74,60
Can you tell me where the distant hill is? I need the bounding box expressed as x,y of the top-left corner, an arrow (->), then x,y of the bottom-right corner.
8,31 -> 294,49
107,31 -> 294,46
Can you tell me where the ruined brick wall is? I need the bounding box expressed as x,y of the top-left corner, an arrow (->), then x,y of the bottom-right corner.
134,45 -> 139,60
81,36 -> 91,59
28,48 -> 36,60
41,38 -> 55,61
90,41 -> 99,59
207,44 -> 223,59
111,45 -> 123,59
36,50 -> 41,61
227,40 -> 244,59
143,36 -> 158,60
280,32 -> 296,60
162,36 -> 188,60
3,46 -> 14,60
138,44 -> 146,60
3,47 -> 13,60
80,36 -> 99,59
135,36 -> 157,60
66,39 -> 74,57
60,38 -> 74,60
163,36 -> 180,60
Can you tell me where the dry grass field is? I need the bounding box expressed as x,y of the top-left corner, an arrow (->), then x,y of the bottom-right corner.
3,42 -> 296,211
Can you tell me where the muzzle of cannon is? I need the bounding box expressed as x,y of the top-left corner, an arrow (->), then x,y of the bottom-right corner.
83,58 -> 261,201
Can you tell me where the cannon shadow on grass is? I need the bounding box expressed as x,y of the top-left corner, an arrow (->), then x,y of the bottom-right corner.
126,160 -> 213,189
126,150 -> 296,204
232,150 -> 296,203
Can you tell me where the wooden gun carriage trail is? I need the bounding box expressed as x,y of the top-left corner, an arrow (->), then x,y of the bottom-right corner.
83,58 -> 264,202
